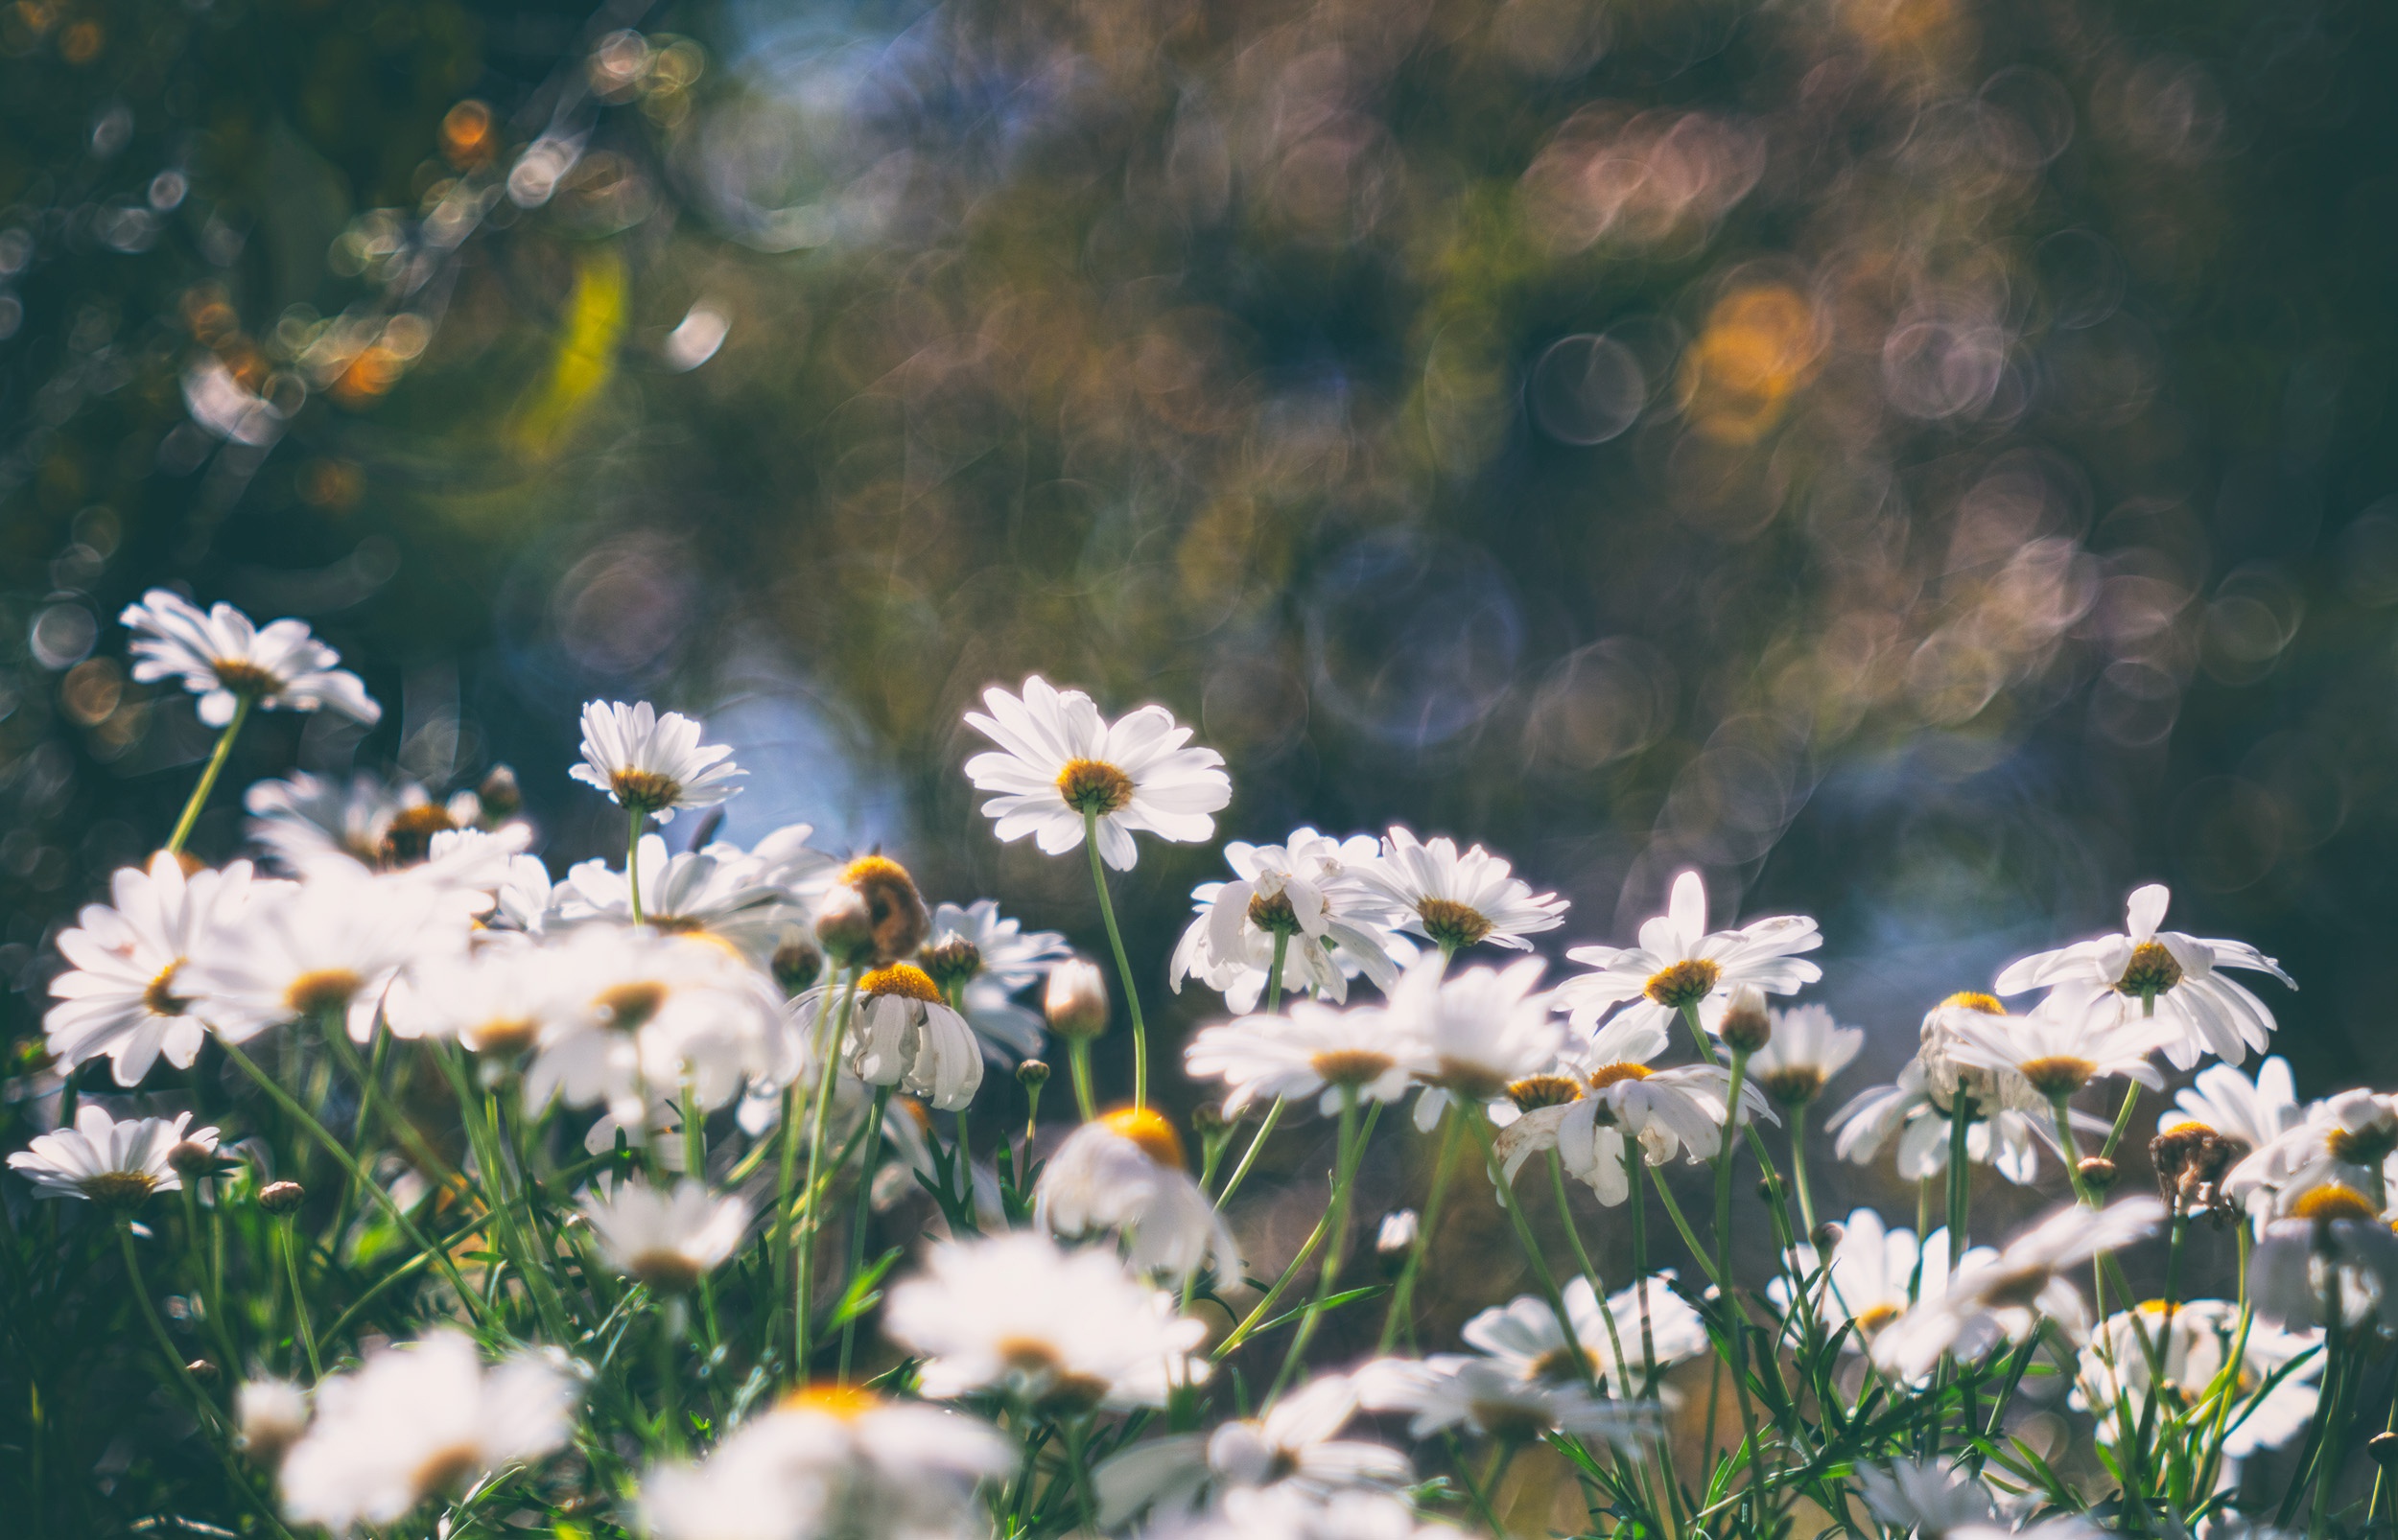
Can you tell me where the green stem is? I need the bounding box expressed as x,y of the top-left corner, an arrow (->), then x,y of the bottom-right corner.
1551,1150 -> 1634,1394
1266,1087 -> 1364,1405
2098,1078 -> 2143,1161
1468,1110 -> 1596,1388
1378,1106 -> 1464,1352
1788,1102 -> 1820,1241
792,970 -> 861,1377
1645,1165 -> 1720,1289
839,1085 -> 893,1382
1711,1049 -> 1762,1508
626,806 -> 646,924
166,694 -> 252,855
1082,806 -> 1148,1110
2052,1098 -> 2096,1206
1068,1038 -> 1098,1122
1212,1097 -> 1284,1207
279,1218 -> 322,1380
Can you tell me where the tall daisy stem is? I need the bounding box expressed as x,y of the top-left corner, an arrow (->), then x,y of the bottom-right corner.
626,807 -> 646,924
792,968 -> 861,1376
1267,1086 -> 1364,1405
277,1215 -> 322,1380
838,1085 -> 893,1383
1081,807 -> 1148,1110
165,695 -> 252,855
1211,931 -> 1294,1205
1378,1106 -> 1463,1352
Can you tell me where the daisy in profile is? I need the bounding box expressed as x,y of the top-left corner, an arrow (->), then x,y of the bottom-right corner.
806,962 -> 982,1111
2223,1089 -> 2398,1214
882,1231 -> 1208,1411
2161,1055 -> 2303,1154
382,938 -> 555,1056
180,865 -> 460,1043
9,1107 -> 218,1206
962,675 -> 1231,871
1170,829 -> 1412,1011
121,588 -> 381,727
1827,1057 -> 2098,1187
1770,1209 -> 1988,1350
2073,1299 -> 2318,1461
1351,827 -> 1564,957
571,699 -> 744,822
578,1177 -> 751,1291
555,828 -> 826,961
1093,1371 -> 1411,1527
1035,1108 -> 1238,1285
1994,882 -> 2294,1069
1937,998 -> 2175,1107
2245,1184 -> 2398,1331
1459,1273 -> 1708,1394
1744,1003 -> 1865,1110
45,851 -> 257,1086
1354,1353 -> 1662,1446
1551,870 -> 1821,1047
1184,1000 -> 1422,1118
275,1330 -> 575,1531
1383,955 -> 1563,1132
245,768 -> 527,873
919,898 -> 1073,1061
1151,1486 -> 1464,1540
1872,1198 -> 2165,1381
675,1387 -> 1011,1540
1493,1016 -> 1763,1202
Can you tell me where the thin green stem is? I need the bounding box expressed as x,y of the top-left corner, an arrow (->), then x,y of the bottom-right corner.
166,694 -> 252,855
1379,1107 -> 1464,1353
278,1217 -> 322,1380
1068,1038 -> 1099,1122
1266,1086 -> 1364,1405
626,806 -> 646,924
839,1085 -> 893,1382
1468,1110 -> 1595,1388
2098,1078 -> 2143,1161
793,969 -> 861,1376
2051,1098 -> 2096,1206
1788,1102 -> 1820,1241
1212,1097 -> 1284,1207
1082,806 -> 1148,1109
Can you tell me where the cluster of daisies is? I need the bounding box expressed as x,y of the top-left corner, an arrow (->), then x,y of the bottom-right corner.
5,589 -> 2382,1539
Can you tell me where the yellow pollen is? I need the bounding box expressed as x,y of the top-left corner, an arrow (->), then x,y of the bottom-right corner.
1311,1047 -> 1399,1087
143,961 -> 190,1017
609,767 -> 683,813
1940,992 -> 2007,1015
2016,1056 -> 2098,1099
1587,1062 -> 1656,1092
779,1382 -> 882,1420
284,968 -> 364,1019
997,1336 -> 1063,1375
841,853 -> 916,891
410,1442 -> 483,1501
1854,1302 -> 1900,1332
595,981 -> 669,1031
2116,942 -> 2184,998
79,1170 -> 159,1207
1528,1345 -> 1599,1385
2325,1124 -> 2398,1168
1416,898 -> 1493,950
1644,958 -> 1722,1009
208,658 -> 284,696
1055,758 -> 1136,815
1099,1106 -> 1187,1169
860,963 -> 943,1003
1507,1073 -> 1585,1112
467,1016 -> 538,1056
2291,1184 -> 2380,1223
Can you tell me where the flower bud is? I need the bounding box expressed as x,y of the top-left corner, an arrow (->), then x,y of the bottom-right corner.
188,1358 -> 220,1383
771,936 -> 824,996
1811,1222 -> 1845,1252
1016,1059 -> 1051,1090
920,937 -> 982,992
1377,1209 -> 1420,1267
2077,1156 -> 2119,1195
1045,960 -> 1110,1040
167,1139 -> 220,1179
814,886 -> 878,967
478,763 -> 523,821
257,1179 -> 305,1215
1718,986 -> 1772,1054
2371,1432 -> 2398,1470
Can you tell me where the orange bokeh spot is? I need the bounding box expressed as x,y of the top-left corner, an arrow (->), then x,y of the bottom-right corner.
1678,285 -> 1822,444
439,101 -> 495,168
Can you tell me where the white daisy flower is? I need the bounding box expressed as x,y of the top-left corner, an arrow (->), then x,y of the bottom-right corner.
962,674 -> 1231,871
1384,955 -> 1563,1132
1493,1023 -> 1768,1203
1853,1458 -> 1997,1536
2072,1298 -> 2319,1459
1745,1003 -> 1866,1108
2161,1055 -> 2304,1153
1350,826 -> 1565,956
1034,1108 -> 1239,1285
1769,1209 -> 1989,1348
8,1107 -> 218,1206
1994,882 -> 2295,1070
120,588 -> 381,727
554,826 -> 832,962
919,898 -> 1074,1061
1827,1057 -> 2100,1186
178,865 -> 461,1043
1184,1000 -> 1422,1118
1093,1371 -> 1412,1528
570,699 -> 744,822
2224,1089 -> 2398,1214
236,1377 -> 311,1468
1458,1272 -> 1709,1394
1938,997 -> 2176,1104
1353,1353 -> 1662,1445
380,936 -> 553,1055
1150,1485 -> 1466,1540
636,1414 -> 829,1540
884,1232 -> 1209,1411
244,769 -> 521,874
800,962 -> 983,1111
275,1329 -> 576,1532
578,1176 -> 751,1291
1551,870 -> 1822,1048
1872,1198 -> 2166,1382
44,851 -> 257,1085
2245,1184 -> 2398,1332
1170,829 -> 1413,1011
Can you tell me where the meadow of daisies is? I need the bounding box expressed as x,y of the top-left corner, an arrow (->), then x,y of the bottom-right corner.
5,590 -> 2386,1540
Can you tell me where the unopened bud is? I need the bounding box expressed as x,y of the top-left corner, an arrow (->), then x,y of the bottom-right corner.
771,937 -> 824,996
257,1180 -> 305,1215
188,1358 -> 220,1383
477,763 -> 522,821
1811,1222 -> 1845,1252
1016,1059 -> 1051,1089
1377,1209 -> 1420,1260
1718,986 -> 1772,1054
2078,1156 -> 2119,1195
167,1139 -> 220,1178
1045,960 -> 1110,1040
920,937 -> 982,991
2371,1432 -> 2398,1470
814,886 -> 878,967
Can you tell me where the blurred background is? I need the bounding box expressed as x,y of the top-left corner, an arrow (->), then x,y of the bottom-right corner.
2,0 -> 2394,1519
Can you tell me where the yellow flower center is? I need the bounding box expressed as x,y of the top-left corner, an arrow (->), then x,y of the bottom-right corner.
609,767 -> 684,813
285,968 -> 364,1019
2017,1056 -> 2098,1099
596,981 -> 668,1032
79,1170 -> 159,1207
1940,992 -> 2007,1015
380,802 -> 458,864
1854,1302 -> 1901,1333
2325,1124 -> 2398,1169
143,961 -> 190,1017
860,963 -> 943,1003
1311,1047 -> 1399,1087
410,1442 -> 483,1502
838,855 -> 929,963
467,1016 -> 538,1056
1587,1062 -> 1656,1092
1416,897 -> 1493,950
1247,889 -> 1302,935
1099,1106 -> 1186,1169
1055,758 -> 1136,815
1469,1397 -> 1557,1441
209,658 -> 284,696
1980,1266 -> 2055,1309
1643,958 -> 1722,1009
779,1382 -> 882,1420
2292,1184 -> 2380,1223
1759,1066 -> 1826,1107
627,1249 -> 703,1293
2116,942 -> 2184,998
1528,1345 -> 1600,1385
1507,1073 -> 1585,1112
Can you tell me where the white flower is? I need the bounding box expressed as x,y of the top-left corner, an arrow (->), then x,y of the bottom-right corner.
1171,830 -> 1413,1010
554,827 -> 833,961
1938,997 -> 2175,1104
1353,1353 -> 1661,1445
2246,1191 -> 2398,1331
1093,1371 -> 1411,1527
1458,1273 -> 1708,1394
2072,1299 -> 2318,1459
1745,1003 -> 1865,1108
578,1177 -> 750,1290
2224,1089 -> 2398,1214
1828,1058 -> 2097,1186
1853,1458 -> 1997,1536
244,770 -> 519,874
236,1378 -> 311,1467
381,938 -> 554,1054
1185,1000 -> 1422,1117
570,699 -> 744,821
808,963 -> 983,1111
1034,1108 -> 1238,1285
1150,1486 -> 1465,1540
8,1107 -> 217,1206
919,898 -> 1072,1061
276,1329 -> 575,1531
1493,1044 -> 1766,1204
1351,827 -> 1565,955
1770,1209 -> 1988,1348
179,866 -> 461,1043
1872,1199 -> 2166,1381
45,852 -> 256,1085
120,588 -> 381,727
1994,883 -> 2295,1070
1377,1210 -> 1419,1254
1551,870 -> 1821,1046
2162,1056 -> 2303,1154
962,674 -> 1231,871
1385,955 -> 1563,1132
882,1231 -> 1209,1410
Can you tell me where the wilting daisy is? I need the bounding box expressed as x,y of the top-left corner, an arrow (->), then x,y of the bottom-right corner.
2245,1185 -> 2398,1331
45,851 -> 257,1086
1744,1003 -> 1866,1109
962,674 -> 1231,871
1351,827 -> 1564,956
1854,1459 -> 1997,1536
571,699 -> 744,822
1459,1273 -> 1708,1394
578,1177 -> 751,1291
9,1107 -> 218,1206
1354,1353 -> 1661,1445
121,588 -> 380,727
811,962 -> 983,1111
1872,1198 -> 2165,1381
1551,870 -> 1821,1047
918,898 -> 1073,1061
275,1330 -> 575,1531
1184,1000 -> 1422,1117
2073,1299 -> 2319,1459
1035,1108 -> 1238,1285
1171,830 -> 1412,1010
1093,1371 -> 1412,1527
555,828 -> 831,960
1770,1210 -> 1988,1348
1385,955 -> 1563,1131
882,1231 -> 1208,1411
1937,1000 -> 2175,1105
179,866 -> 460,1043
1993,882 -> 2295,1070
2224,1089 -> 2398,1214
